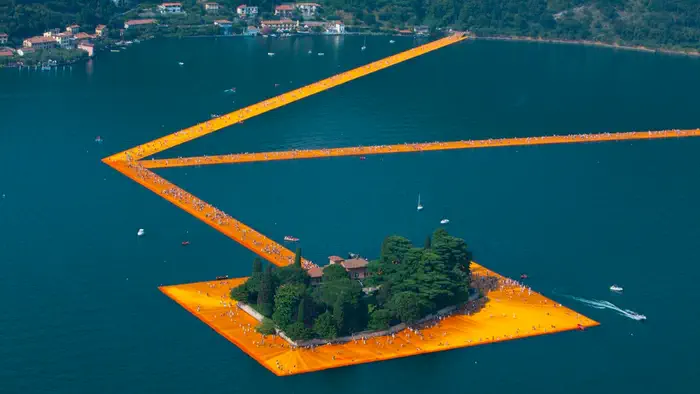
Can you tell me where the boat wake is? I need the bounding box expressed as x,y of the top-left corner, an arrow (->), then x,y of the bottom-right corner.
555,291 -> 647,321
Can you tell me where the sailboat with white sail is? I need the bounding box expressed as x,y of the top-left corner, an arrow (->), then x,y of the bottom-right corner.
417,194 -> 423,211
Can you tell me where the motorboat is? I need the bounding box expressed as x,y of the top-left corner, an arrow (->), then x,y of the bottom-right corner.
417,194 -> 423,211
224,87 -> 236,93
110,49 -> 120,53
317,52 -> 325,56
216,275 -> 229,280
210,114 -> 220,119
178,62 -> 184,66
308,50 -> 312,54
137,229 -> 145,237
95,136 -> 103,143
267,52 -> 275,56
440,219 -> 450,224
284,236 -> 299,242
389,39 -> 395,44
181,241 -> 190,246
360,156 -> 366,160
520,274 -> 528,280
610,285 -> 623,292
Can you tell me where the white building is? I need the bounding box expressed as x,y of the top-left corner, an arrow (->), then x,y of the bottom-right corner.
326,21 -> 345,34
0,33 -> 7,45
204,2 -> 219,12
158,2 -> 183,13
261,19 -> 299,32
296,3 -> 321,17
274,4 -> 295,18
54,32 -> 76,49
66,24 -> 80,34
236,4 -> 258,17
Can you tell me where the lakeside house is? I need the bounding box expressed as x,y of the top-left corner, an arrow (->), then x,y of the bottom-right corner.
95,25 -> 107,37
204,2 -> 219,12
309,255 -> 370,285
0,33 -> 8,45
261,19 -> 299,32
274,4 -> 295,18
54,32 -> 76,49
414,25 -> 430,36
74,32 -> 93,41
78,41 -> 94,57
66,24 -> 80,34
296,2 -> 321,17
23,36 -> 57,49
214,20 -> 232,35
158,2 -> 183,14
124,19 -> 158,29
326,21 -> 345,34
236,4 -> 258,18
43,29 -> 61,37
245,26 -> 259,36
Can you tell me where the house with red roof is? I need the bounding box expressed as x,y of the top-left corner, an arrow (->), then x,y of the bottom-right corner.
274,4 -> 295,18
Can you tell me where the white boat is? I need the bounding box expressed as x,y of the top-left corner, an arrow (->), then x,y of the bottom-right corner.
178,62 -> 184,66
137,229 -> 145,237
389,39 -> 395,44
110,49 -> 120,53
361,36 -> 367,51
417,194 -> 423,211
308,50 -> 312,54
610,285 -> 623,292
317,52 -> 325,56
440,219 -> 450,224
267,52 -> 275,56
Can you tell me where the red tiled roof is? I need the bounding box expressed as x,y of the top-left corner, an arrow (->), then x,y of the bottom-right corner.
0,33 -> 8,37
307,266 -> 324,278
161,2 -> 182,6
275,4 -> 294,10
69,24 -> 80,28
341,258 -> 369,269
74,32 -> 92,39
297,2 -> 321,6
329,256 -> 344,262
237,4 -> 246,8
214,19 -> 232,24
126,19 -> 157,26
25,36 -> 56,44
79,42 -> 94,47
96,25 -> 106,30
0,50 -> 13,57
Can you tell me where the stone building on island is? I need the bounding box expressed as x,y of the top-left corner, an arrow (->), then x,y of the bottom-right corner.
308,255 -> 369,285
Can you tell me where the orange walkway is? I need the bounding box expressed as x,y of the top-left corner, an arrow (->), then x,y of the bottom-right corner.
103,33 -> 466,163
139,129 -> 700,169
159,263 -> 599,376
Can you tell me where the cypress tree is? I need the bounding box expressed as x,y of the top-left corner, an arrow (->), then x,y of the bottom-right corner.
424,235 -> 432,249
294,247 -> 302,267
252,257 -> 262,274
257,265 -> 274,316
297,297 -> 306,324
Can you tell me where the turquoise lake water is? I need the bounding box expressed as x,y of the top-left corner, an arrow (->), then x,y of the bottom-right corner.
1,35 -> 699,393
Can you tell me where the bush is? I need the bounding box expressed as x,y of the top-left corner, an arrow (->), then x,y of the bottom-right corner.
368,308 -> 392,330
285,322 -> 314,341
313,311 -> 337,339
256,318 -> 277,335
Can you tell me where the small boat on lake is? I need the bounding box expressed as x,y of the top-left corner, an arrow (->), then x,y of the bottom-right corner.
178,62 -> 184,66
181,241 -> 190,246
267,52 -> 275,56
361,36 -> 367,51
95,136 -> 103,143
317,52 -> 325,56
416,194 -> 423,211
210,114 -> 220,119
610,285 -> 623,292
389,39 -> 395,44
137,229 -> 145,237
216,275 -> 229,280
440,219 -> 450,224
284,236 -> 299,242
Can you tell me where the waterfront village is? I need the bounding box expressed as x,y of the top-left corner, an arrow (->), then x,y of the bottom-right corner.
0,2 -> 435,68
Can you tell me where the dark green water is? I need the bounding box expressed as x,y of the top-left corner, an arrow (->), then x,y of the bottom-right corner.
1,36 -> 699,393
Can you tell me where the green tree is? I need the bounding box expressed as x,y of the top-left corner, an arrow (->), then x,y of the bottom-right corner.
252,257 -> 263,274
424,234 -> 432,249
285,322 -> 314,340
313,310 -> 338,339
380,235 -> 413,264
388,291 -> 423,323
257,265 -> 274,316
368,308 -> 392,330
322,263 -> 348,282
256,318 -> 276,335
272,283 -> 305,329
294,247 -> 302,268
297,296 -> 307,324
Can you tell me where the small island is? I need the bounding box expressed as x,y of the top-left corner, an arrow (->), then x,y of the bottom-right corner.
230,229 -> 488,344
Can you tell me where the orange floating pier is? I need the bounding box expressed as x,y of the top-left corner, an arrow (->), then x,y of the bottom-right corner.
160,264 -> 598,376
140,129 -> 700,169
102,32 -> 693,375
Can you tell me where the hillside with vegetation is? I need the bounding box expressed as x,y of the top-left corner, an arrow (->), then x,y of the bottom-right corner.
1,1 -> 699,50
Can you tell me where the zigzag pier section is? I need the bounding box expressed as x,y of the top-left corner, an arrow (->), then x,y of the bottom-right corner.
140,129 -> 700,169
99,32 -> 652,376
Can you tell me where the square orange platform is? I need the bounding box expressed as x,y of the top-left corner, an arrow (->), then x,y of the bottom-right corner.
159,263 -> 599,376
